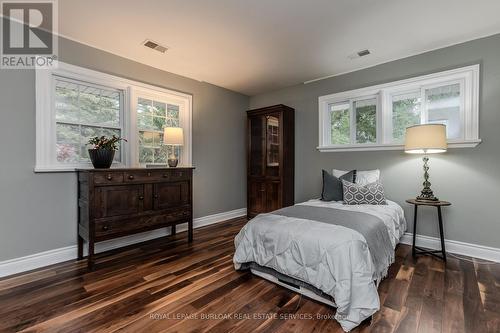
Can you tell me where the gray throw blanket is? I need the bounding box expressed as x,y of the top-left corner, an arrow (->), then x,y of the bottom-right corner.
273,205 -> 394,281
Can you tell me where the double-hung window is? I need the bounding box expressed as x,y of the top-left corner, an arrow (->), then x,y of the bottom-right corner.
54,78 -> 124,164
36,62 -> 192,171
318,65 -> 480,152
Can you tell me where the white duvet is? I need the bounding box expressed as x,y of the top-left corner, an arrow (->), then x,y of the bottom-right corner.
233,199 -> 406,331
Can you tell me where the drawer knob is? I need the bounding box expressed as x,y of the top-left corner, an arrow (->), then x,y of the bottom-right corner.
154,194 -> 159,199
139,195 -> 144,200
147,172 -> 151,176
102,225 -> 109,231
128,175 -> 135,180
162,174 -> 168,178
107,174 -> 113,180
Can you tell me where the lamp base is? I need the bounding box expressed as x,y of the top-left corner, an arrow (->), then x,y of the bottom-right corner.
416,155 -> 438,202
416,194 -> 439,202
168,158 -> 178,167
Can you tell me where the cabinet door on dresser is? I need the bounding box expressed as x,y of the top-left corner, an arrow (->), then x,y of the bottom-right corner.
94,185 -> 144,219
154,181 -> 190,210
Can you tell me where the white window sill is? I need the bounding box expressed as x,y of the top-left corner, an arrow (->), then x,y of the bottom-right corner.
317,139 -> 482,152
34,163 -> 127,173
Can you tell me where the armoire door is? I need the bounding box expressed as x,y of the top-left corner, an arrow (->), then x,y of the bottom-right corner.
248,116 -> 265,177
94,185 -> 144,219
266,181 -> 282,212
248,180 -> 266,216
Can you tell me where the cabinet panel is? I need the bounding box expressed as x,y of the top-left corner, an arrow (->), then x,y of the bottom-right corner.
248,180 -> 266,217
154,181 -> 190,210
249,116 -> 265,177
94,185 -> 144,219
266,181 -> 282,212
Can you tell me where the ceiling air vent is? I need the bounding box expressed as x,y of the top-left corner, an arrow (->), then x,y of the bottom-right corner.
143,39 -> 168,53
348,49 -> 371,60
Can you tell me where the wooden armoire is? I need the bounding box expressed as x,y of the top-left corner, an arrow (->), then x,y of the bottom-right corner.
247,104 -> 294,218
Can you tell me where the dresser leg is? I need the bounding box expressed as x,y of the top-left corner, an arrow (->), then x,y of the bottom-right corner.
188,219 -> 193,242
77,236 -> 84,260
412,205 -> 418,258
437,206 -> 447,262
88,240 -> 95,270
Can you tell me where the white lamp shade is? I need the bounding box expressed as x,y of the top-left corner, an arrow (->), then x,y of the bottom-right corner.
163,127 -> 184,146
405,124 -> 447,154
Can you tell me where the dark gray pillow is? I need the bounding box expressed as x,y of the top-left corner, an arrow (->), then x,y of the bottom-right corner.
321,169 -> 355,201
342,180 -> 387,205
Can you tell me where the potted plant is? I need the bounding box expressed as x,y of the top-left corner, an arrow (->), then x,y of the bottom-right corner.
88,135 -> 127,169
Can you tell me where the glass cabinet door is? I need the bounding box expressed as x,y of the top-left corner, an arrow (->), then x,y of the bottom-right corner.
266,115 -> 280,177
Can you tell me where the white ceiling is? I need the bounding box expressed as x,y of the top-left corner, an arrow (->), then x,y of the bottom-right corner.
59,0 -> 500,96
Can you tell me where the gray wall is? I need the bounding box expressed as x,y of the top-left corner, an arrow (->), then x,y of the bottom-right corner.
250,33 -> 500,249
0,37 -> 249,261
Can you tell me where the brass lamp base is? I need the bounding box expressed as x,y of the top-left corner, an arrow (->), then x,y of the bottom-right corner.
415,156 -> 439,202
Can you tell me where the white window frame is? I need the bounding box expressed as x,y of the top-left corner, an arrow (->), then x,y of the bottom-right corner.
35,62 -> 192,172
318,64 -> 481,152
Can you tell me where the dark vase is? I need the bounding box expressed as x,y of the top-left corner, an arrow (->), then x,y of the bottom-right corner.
88,149 -> 115,169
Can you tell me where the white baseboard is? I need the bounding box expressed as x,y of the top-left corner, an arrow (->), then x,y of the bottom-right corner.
400,232 -> 500,263
0,208 -> 246,278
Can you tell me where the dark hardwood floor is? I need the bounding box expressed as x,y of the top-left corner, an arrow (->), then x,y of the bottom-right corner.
0,217 -> 499,333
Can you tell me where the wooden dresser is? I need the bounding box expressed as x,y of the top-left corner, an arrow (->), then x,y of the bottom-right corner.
77,167 -> 194,269
247,104 -> 294,218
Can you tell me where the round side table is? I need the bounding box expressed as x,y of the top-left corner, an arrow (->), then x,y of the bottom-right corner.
406,199 -> 451,261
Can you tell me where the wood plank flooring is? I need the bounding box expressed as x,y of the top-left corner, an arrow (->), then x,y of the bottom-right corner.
0,217 -> 499,333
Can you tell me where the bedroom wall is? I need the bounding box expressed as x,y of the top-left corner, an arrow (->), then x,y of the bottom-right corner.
0,36 -> 249,261
250,33 -> 500,249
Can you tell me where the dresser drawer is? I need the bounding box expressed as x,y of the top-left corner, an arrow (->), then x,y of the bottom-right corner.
94,208 -> 191,239
93,172 -> 124,184
124,170 -> 190,182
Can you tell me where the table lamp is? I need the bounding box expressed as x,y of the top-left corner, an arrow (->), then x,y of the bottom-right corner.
163,127 -> 184,167
405,124 -> 447,201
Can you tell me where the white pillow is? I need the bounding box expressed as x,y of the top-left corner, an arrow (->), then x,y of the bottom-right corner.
332,169 -> 380,186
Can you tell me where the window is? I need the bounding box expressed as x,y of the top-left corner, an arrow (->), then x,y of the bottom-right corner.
54,78 -> 123,163
36,62 -> 192,171
318,65 -> 480,152
136,97 -> 181,165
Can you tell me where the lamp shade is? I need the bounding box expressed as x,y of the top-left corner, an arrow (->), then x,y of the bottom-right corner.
405,124 -> 447,154
163,127 -> 184,146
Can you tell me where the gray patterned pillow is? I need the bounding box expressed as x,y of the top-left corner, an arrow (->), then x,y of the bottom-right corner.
342,180 -> 387,205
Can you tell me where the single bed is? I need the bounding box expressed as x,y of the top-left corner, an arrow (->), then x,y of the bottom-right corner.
233,199 -> 406,332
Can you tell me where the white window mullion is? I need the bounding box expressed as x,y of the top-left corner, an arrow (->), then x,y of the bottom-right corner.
382,90 -> 393,144
349,100 -> 356,144
376,93 -> 383,144
420,87 -> 427,124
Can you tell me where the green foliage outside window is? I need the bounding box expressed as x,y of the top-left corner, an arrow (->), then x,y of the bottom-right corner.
355,104 -> 376,143
392,98 -> 420,142
330,109 -> 350,144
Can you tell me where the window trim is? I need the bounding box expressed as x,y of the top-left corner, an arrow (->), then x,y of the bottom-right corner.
35,62 -> 192,172
318,64 -> 481,152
